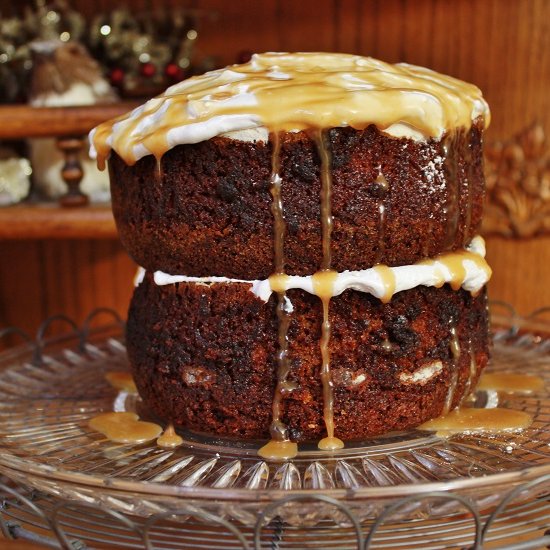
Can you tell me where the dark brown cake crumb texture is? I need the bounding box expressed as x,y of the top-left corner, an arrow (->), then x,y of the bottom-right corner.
127,277 -> 489,441
110,124 -> 485,279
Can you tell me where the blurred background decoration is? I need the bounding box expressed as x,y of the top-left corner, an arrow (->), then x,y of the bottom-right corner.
0,0 -> 219,204
0,147 -> 32,205
0,0 -> 218,103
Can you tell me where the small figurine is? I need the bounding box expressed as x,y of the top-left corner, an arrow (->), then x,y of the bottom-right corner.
28,39 -> 117,202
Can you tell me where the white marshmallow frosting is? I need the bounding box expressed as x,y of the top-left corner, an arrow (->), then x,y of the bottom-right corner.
90,52 -> 490,166
135,236 -> 491,303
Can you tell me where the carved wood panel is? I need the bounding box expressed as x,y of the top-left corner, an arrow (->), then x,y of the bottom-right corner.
484,124 -> 550,238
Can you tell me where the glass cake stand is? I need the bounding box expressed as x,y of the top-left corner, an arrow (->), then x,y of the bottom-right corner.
0,307 -> 549,549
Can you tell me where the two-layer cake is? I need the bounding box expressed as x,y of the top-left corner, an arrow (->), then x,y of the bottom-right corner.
91,53 -> 492,458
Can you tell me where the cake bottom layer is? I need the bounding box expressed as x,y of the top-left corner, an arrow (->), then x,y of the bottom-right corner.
126,274 -> 490,441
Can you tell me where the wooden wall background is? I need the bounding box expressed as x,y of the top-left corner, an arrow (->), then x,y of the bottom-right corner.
1,0 -> 549,340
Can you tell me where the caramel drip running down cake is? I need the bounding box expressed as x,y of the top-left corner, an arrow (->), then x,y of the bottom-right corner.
91,53 -> 492,459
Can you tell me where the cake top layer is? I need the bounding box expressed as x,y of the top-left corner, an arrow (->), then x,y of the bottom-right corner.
90,52 -> 490,166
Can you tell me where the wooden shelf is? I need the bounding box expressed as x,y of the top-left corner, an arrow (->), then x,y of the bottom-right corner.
0,103 -> 139,139
0,103 -> 140,241
0,203 -> 117,239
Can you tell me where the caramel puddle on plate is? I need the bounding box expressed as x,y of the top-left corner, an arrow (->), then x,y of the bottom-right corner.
99,375 -> 183,448
105,372 -> 137,393
476,373 -> 545,394
89,412 -> 162,444
157,423 -> 184,448
258,439 -> 298,460
420,372 -> 542,437
419,408 -> 532,438
317,436 -> 345,451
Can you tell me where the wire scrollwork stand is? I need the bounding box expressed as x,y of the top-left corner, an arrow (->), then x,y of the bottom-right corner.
0,305 -> 549,550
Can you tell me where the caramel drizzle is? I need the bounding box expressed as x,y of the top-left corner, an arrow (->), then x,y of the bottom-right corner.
270,133 -> 285,273
268,134 -> 292,441
157,423 -> 183,448
91,53 -> 490,169
259,134 -> 298,460
443,324 -> 461,414
317,130 -> 333,271
420,246 -> 490,292
156,157 -> 163,181
264,130 -> 345,454
312,129 -> 344,451
92,123 -> 113,171
372,264 -> 396,303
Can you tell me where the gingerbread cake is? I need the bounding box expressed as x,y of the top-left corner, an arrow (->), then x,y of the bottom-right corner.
91,53 -> 492,458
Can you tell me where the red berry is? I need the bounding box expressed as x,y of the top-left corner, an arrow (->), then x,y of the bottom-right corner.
109,67 -> 125,85
140,62 -> 156,78
165,63 -> 185,81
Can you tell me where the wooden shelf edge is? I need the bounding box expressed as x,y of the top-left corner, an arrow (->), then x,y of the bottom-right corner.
0,204 -> 118,240
0,102 -> 140,139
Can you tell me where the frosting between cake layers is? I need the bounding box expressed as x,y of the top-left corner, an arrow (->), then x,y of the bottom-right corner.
135,236 -> 491,303
90,52 -> 490,167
